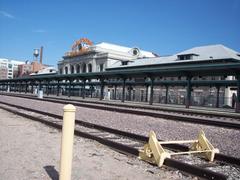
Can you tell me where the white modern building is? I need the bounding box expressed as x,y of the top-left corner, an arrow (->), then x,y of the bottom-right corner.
0,58 -> 25,79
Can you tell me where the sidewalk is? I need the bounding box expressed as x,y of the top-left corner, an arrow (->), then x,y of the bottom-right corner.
0,108 -> 185,180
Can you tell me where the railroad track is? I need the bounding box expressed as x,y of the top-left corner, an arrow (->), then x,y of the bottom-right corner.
0,100 -> 239,179
1,92 -> 240,130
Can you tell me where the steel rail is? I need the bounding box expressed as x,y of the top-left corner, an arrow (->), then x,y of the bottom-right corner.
2,92 -> 239,119
0,103 -> 228,180
2,92 -> 240,120
1,93 -> 240,130
0,100 -> 239,166
36,93 -> 240,119
0,100 -> 188,151
55,97 -> 240,119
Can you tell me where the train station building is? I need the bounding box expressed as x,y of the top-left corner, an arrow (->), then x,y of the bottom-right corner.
57,39 -> 240,109
0,39 -> 240,112
58,38 -> 157,74
106,44 -> 240,108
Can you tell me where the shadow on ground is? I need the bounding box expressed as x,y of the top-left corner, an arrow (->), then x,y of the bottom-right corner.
44,165 -> 59,180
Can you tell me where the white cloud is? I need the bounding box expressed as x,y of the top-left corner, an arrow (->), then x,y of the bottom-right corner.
33,29 -> 47,33
0,10 -> 15,19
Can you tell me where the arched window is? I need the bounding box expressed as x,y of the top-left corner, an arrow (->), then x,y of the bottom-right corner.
59,68 -> 63,74
65,66 -> 68,74
88,64 -> 92,73
70,65 -> 74,74
99,64 -> 104,72
76,64 -> 80,73
82,63 -> 86,73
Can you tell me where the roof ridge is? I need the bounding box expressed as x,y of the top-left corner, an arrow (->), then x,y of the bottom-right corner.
220,45 -> 240,56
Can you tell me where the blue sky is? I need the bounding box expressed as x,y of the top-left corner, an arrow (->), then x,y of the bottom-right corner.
0,0 -> 239,66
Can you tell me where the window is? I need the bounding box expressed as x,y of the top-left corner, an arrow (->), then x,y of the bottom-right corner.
178,55 -> 192,60
99,64 -> 104,72
133,49 -> 139,56
177,54 -> 198,60
71,65 -> 74,74
88,64 -> 92,73
60,68 -> 63,74
8,64 -> 12,68
121,61 -> 128,65
65,66 -> 68,74
82,63 -> 86,73
76,64 -> 80,73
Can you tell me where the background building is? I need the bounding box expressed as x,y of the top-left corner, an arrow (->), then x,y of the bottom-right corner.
0,58 -> 53,79
18,61 -> 32,77
18,61 -> 50,77
0,58 -> 25,79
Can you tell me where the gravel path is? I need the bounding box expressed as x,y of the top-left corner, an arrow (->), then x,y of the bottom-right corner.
0,108 -> 189,180
1,95 -> 240,159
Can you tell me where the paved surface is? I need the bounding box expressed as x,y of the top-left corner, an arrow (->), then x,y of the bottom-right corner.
0,108 -> 188,180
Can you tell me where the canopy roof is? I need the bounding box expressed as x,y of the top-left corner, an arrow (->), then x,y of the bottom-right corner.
0,61 -> 239,83
108,44 -> 240,70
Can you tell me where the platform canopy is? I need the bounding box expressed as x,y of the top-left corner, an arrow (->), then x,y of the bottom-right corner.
0,61 -> 239,83
0,44 -> 240,83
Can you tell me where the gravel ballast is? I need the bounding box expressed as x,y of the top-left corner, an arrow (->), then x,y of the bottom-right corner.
0,95 -> 240,159
0,108 -> 190,179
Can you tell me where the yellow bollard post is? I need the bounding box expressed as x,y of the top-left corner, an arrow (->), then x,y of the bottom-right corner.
60,104 -> 76,180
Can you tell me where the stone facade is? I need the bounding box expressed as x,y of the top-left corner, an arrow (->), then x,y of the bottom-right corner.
58,39 -> 157,75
